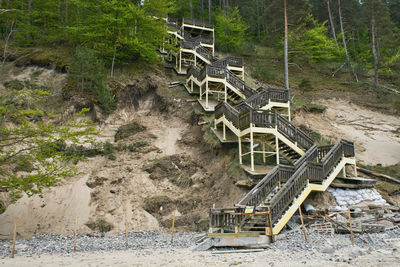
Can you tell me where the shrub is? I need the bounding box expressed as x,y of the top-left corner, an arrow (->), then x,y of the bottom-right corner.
114,121 -> 146,142
69,46 -> 116,114
86,218 -> 113,232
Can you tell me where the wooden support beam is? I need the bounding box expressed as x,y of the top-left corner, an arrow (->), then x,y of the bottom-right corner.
250,131 -> 254,172
238,136 -> 242,165
206,80 -> 209,109
357,167 -> 400,184
275,136 -> 280,165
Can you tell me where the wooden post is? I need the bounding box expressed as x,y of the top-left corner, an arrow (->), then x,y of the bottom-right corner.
299,206 -> 308,243
250,131 -> 254,172
275,136 -> 280,164
171,210 -> 176,244
262,143 -> 266,163
348,207 -> 354,245
11,219 -> 16,258
73,216 -> 77,253
238,136 -> 242,165
205,80 -> 209,109
125,207 -> 129,249
268,207 -> 274,243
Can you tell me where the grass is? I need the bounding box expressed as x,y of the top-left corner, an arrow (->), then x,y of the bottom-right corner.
359,164 -> 400,196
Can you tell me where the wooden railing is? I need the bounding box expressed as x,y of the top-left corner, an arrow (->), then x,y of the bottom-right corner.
210,139 -> 355,232
183,17 -> 214,29
196,46 -> 214,62
212,57 -> 244,68
266,140 -> 355,228
216,103 -> 314,151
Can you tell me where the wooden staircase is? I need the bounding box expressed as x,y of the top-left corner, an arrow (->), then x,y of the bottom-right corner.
210,140 -> 356,235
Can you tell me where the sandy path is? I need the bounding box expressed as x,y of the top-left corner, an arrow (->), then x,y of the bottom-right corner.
294,99 -> 400,166
1,247 -> 399,267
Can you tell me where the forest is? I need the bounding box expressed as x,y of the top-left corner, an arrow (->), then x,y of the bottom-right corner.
0,0 -> 399,89
1,1 -> 400,199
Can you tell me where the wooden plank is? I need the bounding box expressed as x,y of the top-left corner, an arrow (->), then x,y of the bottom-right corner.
357,167 -> 400,185
207,232 -> 260,238
211,249 -> 265,254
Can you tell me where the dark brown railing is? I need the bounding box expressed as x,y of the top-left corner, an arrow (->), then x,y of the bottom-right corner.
183,18 -> 214,29
210,139 -> 355,232
265,140 -> 354,228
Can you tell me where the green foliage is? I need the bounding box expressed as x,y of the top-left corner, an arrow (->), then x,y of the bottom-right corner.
215,7 -> 248,52
251,64 -> 279,82
69,47 -> 115,114
0,86 -> 97,201
298,78 -> 314,91
290,19 -> 344,63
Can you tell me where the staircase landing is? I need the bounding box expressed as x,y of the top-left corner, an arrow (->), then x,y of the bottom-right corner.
242,164 -> 276,177
198,99 -> 219,113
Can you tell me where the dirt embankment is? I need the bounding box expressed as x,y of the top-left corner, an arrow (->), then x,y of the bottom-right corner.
294,99 -> 400,166
0,68 -> 246,238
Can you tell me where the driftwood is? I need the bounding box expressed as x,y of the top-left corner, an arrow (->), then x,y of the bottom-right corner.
357,167 -> 400,185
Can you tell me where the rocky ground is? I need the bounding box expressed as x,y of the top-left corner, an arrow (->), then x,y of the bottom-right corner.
1,229 -> 400,266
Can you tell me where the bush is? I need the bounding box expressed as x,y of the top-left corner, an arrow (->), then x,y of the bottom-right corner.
143,195 -> 172,213
298,78 -> 314,91
114,121 -> 146,142
86,218 -> 113,232
69,46 -> 116,114
251,64 -> 277,82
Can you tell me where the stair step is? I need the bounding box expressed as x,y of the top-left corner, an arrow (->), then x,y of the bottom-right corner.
241,226 -> 267,229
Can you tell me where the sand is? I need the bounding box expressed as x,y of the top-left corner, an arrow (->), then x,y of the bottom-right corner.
294,99 -> 400,166
1,247 -> 399,267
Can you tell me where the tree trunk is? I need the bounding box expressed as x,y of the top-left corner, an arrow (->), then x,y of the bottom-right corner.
256,0 -> 261,40
1,20 -> 15,72
338,0 -> 358,82
209,0 -> 211,23
190,0 -> 193,19
284,0 -> 289,90
327,0 -> 338,49
201,0 -> 204,21
371,17 -> 379,87
111,45 -> 117,77
28,0 -> 32,13
65,0 -> 69,25
338,0 -> 349,62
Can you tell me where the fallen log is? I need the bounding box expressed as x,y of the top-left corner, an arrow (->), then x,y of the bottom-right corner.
357,167 -> 400,185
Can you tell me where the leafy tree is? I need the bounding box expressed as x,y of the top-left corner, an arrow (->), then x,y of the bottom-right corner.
69,47 -> 115,114
290,19 -> 344,63
214,6 -> 248,52
0,84 -> 97,201
362,0 -> 394,86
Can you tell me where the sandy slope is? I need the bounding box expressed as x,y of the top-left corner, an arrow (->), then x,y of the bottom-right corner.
294,99 -> 400,166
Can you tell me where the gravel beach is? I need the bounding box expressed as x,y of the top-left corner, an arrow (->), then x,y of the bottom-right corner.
1,229 -> 400,266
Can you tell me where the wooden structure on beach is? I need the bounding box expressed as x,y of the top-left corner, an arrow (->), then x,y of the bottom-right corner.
162,18 -> 359,237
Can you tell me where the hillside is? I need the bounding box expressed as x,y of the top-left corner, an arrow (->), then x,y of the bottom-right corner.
0,46 -> 399,238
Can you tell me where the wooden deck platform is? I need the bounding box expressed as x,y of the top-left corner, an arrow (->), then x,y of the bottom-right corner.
198,99 -> 219,113
242,164 -> 276,178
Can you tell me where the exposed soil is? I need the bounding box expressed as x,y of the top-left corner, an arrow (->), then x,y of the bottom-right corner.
294,98 -> 400,166
0,68 -> 246,238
